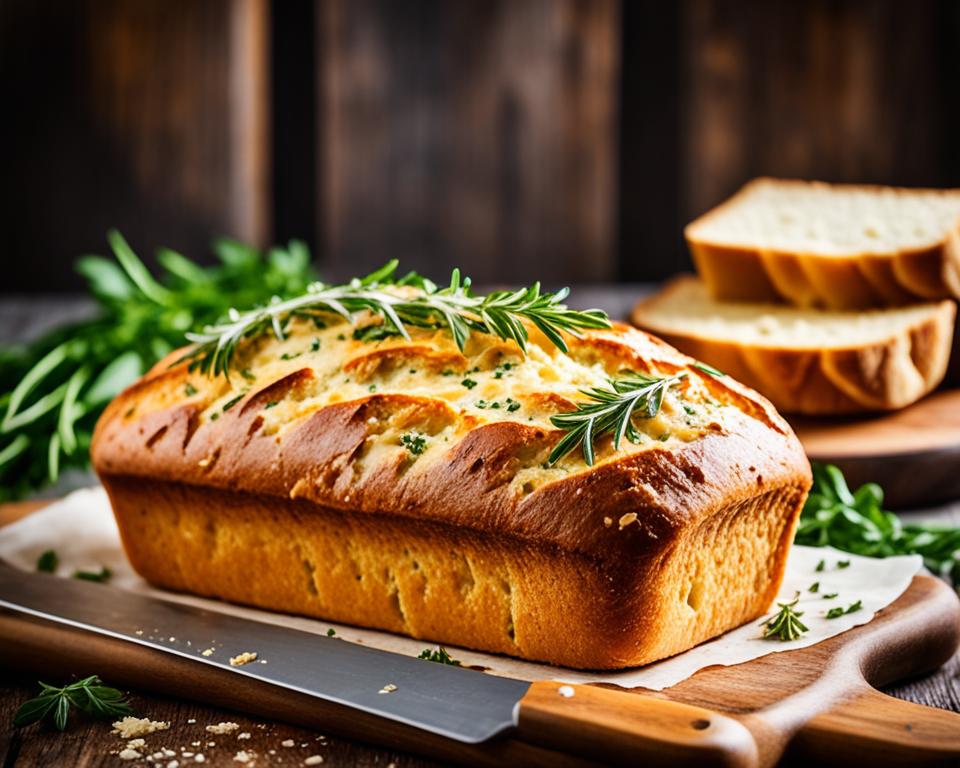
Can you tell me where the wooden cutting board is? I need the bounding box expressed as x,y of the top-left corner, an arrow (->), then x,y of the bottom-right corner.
789,389 -> 960,509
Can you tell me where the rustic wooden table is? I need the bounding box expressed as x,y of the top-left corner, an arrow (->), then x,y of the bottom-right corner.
1,292 -> 958,767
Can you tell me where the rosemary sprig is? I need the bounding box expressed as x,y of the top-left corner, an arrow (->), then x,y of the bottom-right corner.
761,595 -> 808,641
13,676 -> 132,731
178,260 -> 610,377
547,373 -> 685,466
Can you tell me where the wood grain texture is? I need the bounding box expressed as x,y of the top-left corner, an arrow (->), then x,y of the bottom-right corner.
790,391 -> 960,508
317,0 -> 619,284
0,0 -> 271,292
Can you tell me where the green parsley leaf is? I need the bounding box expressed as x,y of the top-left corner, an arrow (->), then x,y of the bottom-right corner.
417,646 -> 461,666
73,566 -> 112,583
36,549 -> 58,573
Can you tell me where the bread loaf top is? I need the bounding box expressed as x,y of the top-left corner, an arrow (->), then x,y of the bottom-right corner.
92,311 -> 810,563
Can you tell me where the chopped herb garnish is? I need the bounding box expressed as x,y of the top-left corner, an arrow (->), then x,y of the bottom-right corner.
506,398 -> 521,412
837,560 -> 851,569
441,369 -> 454,376
683,404 -> 695,416
280,352 -> 301,361
693,361 -> 725,377
493,371 -> 503,379
337,333 -> 346,341
822,592 -> 839,599
264,401 -> 279,409
815,559 -> 826,573
184,382 -> 198,396
222,394 -> 244,412
210,412 -> 220,421
408,369 -> 417,374
36,549 -> 58,573
326,628 -> 336,637
240,368 -> 256,382
400,432 -> 427,456
461,378 -> 477,389
417,646 -> 461,666
353,325 -> 400,342
475,399 -> 489,409
311,337 -> 321,351
808,582 -> 819,593
658,433 -> 670,442
761,595 -> 808,641
73,566 -> 111,583
368,384 -> 377,392
826,600 -> 862,619
13,675 -> 133,731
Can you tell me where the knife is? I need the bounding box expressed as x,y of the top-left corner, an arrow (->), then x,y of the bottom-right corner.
0,563 -> 758,767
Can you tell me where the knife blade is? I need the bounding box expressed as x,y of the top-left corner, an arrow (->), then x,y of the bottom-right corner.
0,561 -> 529,744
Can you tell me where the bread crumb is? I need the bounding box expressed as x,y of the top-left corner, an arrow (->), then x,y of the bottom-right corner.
229,651 -> 258,666
194,757 -> 205,764
238,732 -> 251,740
201,648 -> 215,657
126,738 -> 147,750
118,749 -> 142,761
304,756 -> 324,766
233,751 -> 254,764
603,516 -> 612,528
281,739 -> 295,748
618,512 -> 638,530
206,722 -> 240,735
557,685 -> 575,698
187,718 -> 197,724
112,717 -> 171,739
163,749 -> 176,757
378,683 -> 398,694
166,760 -> 180,768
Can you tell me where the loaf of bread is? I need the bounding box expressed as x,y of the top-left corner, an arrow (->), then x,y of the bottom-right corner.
687,178 -> 960,309
92,313 -> 810,669
632,277 -> 956,416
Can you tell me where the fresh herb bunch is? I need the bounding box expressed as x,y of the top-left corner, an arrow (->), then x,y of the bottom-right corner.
14,676 -> 132,731
179,260 -> 611,378
0,230 -> 317,501
547,373 -> 686,466
761,595 -> 808,641
796,463 -> 960,585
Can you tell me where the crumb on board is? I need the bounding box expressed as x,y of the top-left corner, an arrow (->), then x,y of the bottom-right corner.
378,683 -> 398,695
233,750 -> 254,764
304,756 -> 325,766
229,651 -> 259,666
618,512 -> 638,530
281,739 -> 295,748
238,732 -> 252,740
126,738 -> 146,750
118,748 -> 142,761
206,722 -> 240,735
187,718 -> 197,724
201,648 -> 215,657
112,717 -> 171,739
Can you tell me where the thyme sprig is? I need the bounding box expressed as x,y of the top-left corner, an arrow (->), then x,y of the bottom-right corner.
547,372 -> 685,466
178,260 -> 610,377
761,595 -> 809,641
13,676 -> 132,731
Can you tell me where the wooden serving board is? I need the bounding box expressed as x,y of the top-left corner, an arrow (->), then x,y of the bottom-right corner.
1,572 -> 959,766
790,389 -> 960,509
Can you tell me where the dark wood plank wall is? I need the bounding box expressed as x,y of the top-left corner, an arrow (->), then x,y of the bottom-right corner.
0,0 -> 269,291
1,0 -> 959,291
316,0 -> 619,283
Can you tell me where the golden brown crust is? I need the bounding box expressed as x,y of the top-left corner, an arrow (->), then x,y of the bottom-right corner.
687,178 -> 960,310
632,280 -> 956,415
93,318 -> 811,668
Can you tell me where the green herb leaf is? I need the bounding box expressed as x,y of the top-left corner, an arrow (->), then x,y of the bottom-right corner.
400,432 -> 427,456
692,361 -> 725,377
417,646 -> 461,666
761,595 -> 808,641
36,549 -> 58,573
13,676 -> 132,731
73,566 -> 111,583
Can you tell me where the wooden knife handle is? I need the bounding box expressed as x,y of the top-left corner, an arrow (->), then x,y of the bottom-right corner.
516,681 -> 759,768
790,687 -> 960,767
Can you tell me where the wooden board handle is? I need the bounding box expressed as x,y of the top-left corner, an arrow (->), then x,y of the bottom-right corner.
792,688 -> 960,767
516,681 -> 758,768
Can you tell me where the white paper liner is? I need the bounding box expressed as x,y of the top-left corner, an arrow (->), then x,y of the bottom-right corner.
0,487 -> 922,690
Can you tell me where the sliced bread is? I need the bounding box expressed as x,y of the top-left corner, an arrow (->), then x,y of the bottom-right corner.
632,276 -> 955,414
686,178 -> 960,309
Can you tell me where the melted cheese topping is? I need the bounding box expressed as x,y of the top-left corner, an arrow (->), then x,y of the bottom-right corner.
172,314 -> 730,486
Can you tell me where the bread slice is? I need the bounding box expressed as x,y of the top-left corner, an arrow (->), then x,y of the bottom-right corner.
632,276 -> 956,415
686,178 -> 960,309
